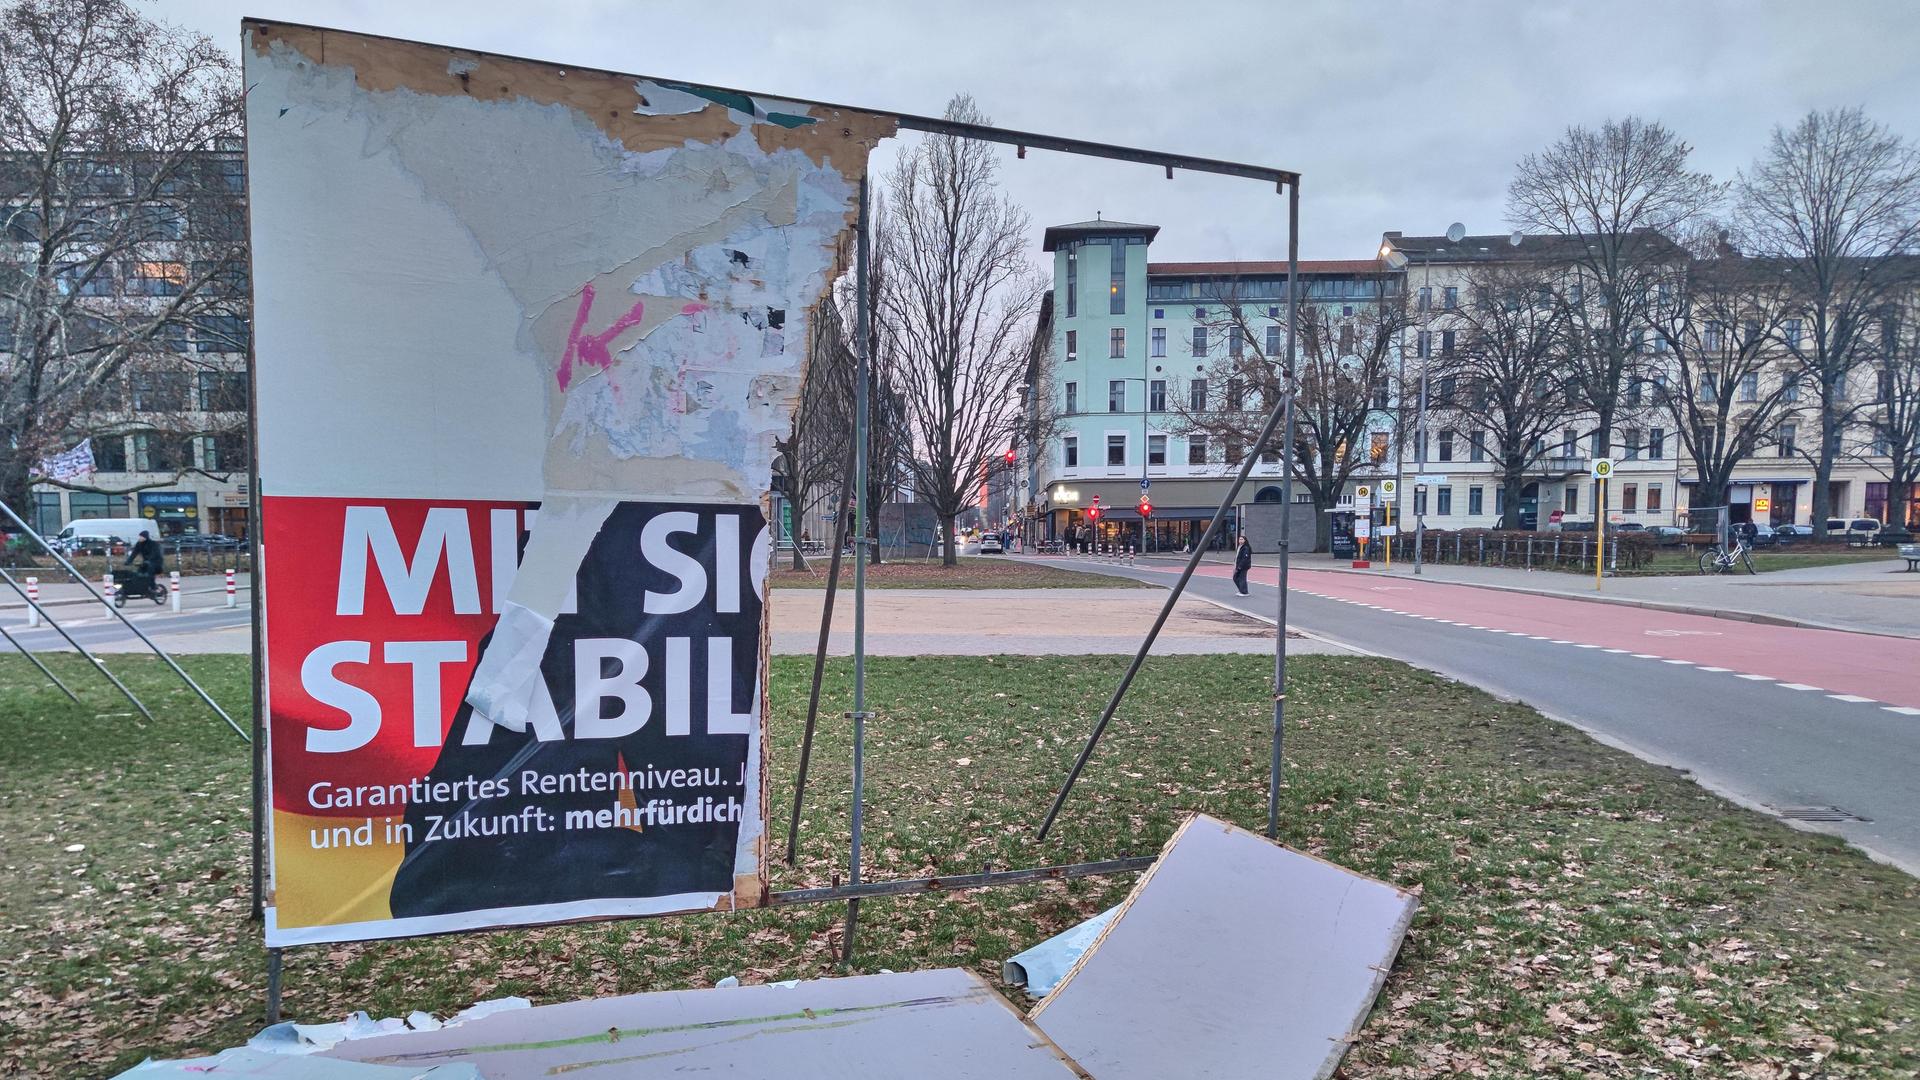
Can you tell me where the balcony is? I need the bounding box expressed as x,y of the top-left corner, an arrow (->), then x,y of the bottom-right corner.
1536,456 -> 1586,475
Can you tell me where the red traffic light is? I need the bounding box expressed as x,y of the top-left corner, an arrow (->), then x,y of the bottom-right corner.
1004,448 -> 1017,466
1086,506 -> 1101,522
1138,497 -> 1153,520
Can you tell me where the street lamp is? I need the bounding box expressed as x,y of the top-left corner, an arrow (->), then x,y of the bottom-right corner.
1379,221 -> 1466,575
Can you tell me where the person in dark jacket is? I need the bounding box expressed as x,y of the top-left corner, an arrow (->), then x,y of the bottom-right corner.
1232,534 -> 1253,595
124,530 -> 164,596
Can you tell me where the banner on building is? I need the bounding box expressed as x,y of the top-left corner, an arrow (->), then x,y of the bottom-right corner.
38,438 -> 93,483
244,22 -> 893,945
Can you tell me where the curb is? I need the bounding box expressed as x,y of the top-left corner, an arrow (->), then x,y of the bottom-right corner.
0,584 -> 252,612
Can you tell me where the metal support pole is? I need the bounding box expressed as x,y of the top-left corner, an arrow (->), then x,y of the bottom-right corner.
0,501 -> 246,740
265,948 -> 283,1024
787,449 -> 858,864
1038,191 -> 1302,843
843,176 -> 871,964
1270,181 -> 1299,840
0,620 -> 82,703
0,566 -> 155,723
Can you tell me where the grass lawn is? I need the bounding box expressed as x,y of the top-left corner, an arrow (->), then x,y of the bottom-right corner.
769,554 -> 1145,589
0,654 -> 1915,1078
1626,548 -> 1902,576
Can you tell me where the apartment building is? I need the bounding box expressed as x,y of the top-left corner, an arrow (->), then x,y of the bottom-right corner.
1030,217 -> 1396,550
9,142 -> 250,539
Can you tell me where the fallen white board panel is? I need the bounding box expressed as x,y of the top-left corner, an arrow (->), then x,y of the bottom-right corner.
1029,814 -> 1418,1080
325,968 -> 1088,1078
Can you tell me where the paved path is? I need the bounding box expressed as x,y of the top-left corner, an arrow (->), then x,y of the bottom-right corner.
1055,554 -> 1920,876
1292,554 -> 1920,638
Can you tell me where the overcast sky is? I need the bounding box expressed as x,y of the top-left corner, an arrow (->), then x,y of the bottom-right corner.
173,0 -> 1920,262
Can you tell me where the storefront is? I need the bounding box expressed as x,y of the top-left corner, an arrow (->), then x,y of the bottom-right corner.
1865,482 -> 1920,529
1042,478 -> 1255,553
136,490 -> 201,536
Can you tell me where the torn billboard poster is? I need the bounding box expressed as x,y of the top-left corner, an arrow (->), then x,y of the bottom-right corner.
244,22 -> 894,946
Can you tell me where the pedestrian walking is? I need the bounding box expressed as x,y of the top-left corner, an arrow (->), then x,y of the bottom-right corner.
1232,533 -> 1253,595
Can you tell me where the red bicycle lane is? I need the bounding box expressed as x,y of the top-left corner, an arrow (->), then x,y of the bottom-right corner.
1173,562 -> 1920,712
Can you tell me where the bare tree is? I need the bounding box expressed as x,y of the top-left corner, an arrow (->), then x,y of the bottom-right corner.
1171,278 -> 1409,551
876,94 -> 1042,566
1424,261 -> 1581,527
1864,304 -> 1920,534
1643,254 -> 1800,510
1507,117 -> 1721,459
775,295 -> 856,568
0,0 -> 246,514
1737,107 -> 1920,538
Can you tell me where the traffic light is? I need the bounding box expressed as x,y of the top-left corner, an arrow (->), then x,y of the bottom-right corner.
1004,447 -> 1017,466
1138,496 -> 1153,520
1087,495 -> 1101,522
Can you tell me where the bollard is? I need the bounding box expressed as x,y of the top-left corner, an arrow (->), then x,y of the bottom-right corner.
25,576 -> 39,627
102,571 -> 115,608
169,570 -> 181,612
225,568 -> 237,608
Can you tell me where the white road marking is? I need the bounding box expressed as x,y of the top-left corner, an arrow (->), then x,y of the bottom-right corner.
1697,666 -> 1731,672
1734,673 -> 1773,680
1631,653 -> 1662,659
1884,706 -> 1920,716
1827,694 -> 1875,703
1776,683 -> 1821,692
1603,648 -> 1631,654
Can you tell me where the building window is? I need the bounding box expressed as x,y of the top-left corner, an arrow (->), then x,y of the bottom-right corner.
125,260 -> 186,297
1110,327 -> 1126,358
1189,378 -> 1208,411
1194,307 -> 1207,319
1229,326 -> 1244,357
69,491 -> 126,519
1108,380 -> 1126,412
133,431 -> 190,472
1226,379 -> 1245,411
1107,434 -> 1126,467
1647,428 -> 1664,459
1437,429 -> 1454,462
1339,324 -> 1355,354
1064,436 -> 1078,468
1782,372 -> 1800,402
1065,329 -> 1077,360
203,432 -> 246,471
1647,484 -> 1663,512
93,435 -> 128,472
1468,430 -> 1486,463
1417,330 -> 1431,358
1148,434 -> 1166,466
1110,243 -> 1126,314
1154,308 -> 1164,319
193,314 -> 249,353
1738,372 -> 1758,402
1188,434 -> 1208,465
1260,437 -> 1281,464
1565,485 -> 1578,515
1224,436 -> 1243,465
1065,249 -> 1077,318
1443,286 -> 1458,310
1436,486 -> 1452,515
1623,483 -> 1639,513
1417,286 -> 1431,311
1151,327 -> 1165,357
1369,431 -> 1389,463
1468,486 -> 1484,515
1784,318 -> 1801,346
1777,423 -> 1796,458
130,371 -> 190,410
1561,428 -> 1577,458
1624,428 -> 1642,460
1260,325 -> 1278,356
1441,329 -> 1455,354
1065,382 -> 1077,414
1704,321 -> 1722,350
1191,326 -> 1208,356
1149,380 -> 1167,412
198,370 -> 247,411
32,491 -> 62,534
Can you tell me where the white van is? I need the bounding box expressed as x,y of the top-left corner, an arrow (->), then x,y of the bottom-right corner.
51,517 -> 155,552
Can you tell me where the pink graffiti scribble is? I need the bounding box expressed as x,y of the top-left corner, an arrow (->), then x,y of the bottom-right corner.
556,284 -> 648,390
680,301 -> 708,316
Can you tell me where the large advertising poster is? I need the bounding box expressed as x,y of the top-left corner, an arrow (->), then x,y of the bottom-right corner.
244,23 -> 893,945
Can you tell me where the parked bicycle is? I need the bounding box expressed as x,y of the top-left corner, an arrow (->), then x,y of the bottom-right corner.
1698,533 -> 1756,575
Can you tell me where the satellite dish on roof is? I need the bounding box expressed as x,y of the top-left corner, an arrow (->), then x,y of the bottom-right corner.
1509,231 -> 1524,247
1445,222 -> 1466,243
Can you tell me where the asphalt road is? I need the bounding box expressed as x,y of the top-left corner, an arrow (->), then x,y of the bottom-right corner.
1057,554 -> 1920,876
0,601 -> 253,652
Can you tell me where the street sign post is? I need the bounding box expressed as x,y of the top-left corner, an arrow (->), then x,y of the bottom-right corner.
1589,460 -> 1612,592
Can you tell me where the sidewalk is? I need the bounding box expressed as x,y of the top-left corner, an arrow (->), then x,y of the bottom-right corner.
0,571 -> 250,611
1227,551 -> 1920,639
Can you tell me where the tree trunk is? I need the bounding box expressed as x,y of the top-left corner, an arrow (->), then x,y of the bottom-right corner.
787,483 -> 809,571
1890,454 -> 1916,533
0,451 -> 32,531
1811,392 -> 1839,539
1501,470 -> 1527,530
1592,398 -> 1615,460
940,513 -> 958,567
